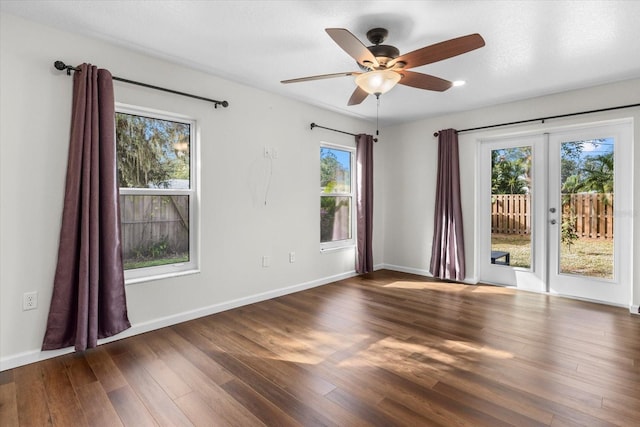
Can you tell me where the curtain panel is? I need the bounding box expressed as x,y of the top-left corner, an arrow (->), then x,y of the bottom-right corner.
356,133 -> 374,274
43,63 -> 130,351
429,129 -> 466,281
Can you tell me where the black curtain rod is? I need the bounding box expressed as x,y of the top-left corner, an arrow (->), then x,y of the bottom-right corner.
310,122 -> 378,142
54,61 -> 229,108
433,103 -> 640,137
310,122 -> 356,136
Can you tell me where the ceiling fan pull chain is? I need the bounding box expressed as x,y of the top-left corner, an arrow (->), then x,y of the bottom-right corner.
376,94 -> 380,136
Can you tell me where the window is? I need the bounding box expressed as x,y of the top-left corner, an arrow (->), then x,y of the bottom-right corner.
320,143 -> 355,250
116,105 -> 198,282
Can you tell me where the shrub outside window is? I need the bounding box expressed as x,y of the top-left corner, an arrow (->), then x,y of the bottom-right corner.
116,105 -> 198,282
320,143 -> 355,250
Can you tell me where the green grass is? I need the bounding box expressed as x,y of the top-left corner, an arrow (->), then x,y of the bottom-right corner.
559,237 -> 613,278
124,253 -> 189,270
491,234 -> 532,268
491,234 -> 613,278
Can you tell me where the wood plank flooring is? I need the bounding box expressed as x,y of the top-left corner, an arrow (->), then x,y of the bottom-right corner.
1,270 -> 639,426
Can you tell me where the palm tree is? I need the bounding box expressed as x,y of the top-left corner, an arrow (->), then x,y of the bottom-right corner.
491,148 -> 530,194
580,152 -> 613,194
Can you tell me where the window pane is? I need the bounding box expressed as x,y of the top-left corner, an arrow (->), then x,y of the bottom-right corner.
320,196 -> 351,243
490,146 -> 532,268
120,195 -> 189,269
321,147 -> 351,193
116,113 -> 190,189
559,139 -> 614,278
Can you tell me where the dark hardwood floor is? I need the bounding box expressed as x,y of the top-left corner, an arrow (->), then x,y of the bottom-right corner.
1,270 -> 639,426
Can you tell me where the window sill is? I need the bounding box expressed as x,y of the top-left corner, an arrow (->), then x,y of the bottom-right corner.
125,268 -> 200,286
320,244 -> 355,253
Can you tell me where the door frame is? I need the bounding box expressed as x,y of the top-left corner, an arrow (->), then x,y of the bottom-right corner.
546,121 -> 633,306
477,118 -> 633,307
478,134 -> 547,293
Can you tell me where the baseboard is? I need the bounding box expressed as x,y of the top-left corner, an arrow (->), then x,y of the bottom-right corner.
381,263 -> 478,285
0,270 -> 358,371
381,263 -> 432,277
631,305 -> 640,315
373,263 -> 386,272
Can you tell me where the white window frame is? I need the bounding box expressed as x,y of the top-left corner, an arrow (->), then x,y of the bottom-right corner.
116,103 -> 200,284
320,142 -> 356,251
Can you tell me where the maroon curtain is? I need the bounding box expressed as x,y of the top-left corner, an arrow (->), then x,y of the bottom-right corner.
429,129 -> 466,281
356,134 -> 374,273
43,64 -> 130,352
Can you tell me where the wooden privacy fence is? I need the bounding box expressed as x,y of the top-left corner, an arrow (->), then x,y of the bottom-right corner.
491,193 -> 614,239
491,194 -> 531,235
119,195 -> 189,258
563,193 -> 614,239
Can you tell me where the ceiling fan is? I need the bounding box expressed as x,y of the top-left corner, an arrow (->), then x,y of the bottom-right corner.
281,28 -> 485,105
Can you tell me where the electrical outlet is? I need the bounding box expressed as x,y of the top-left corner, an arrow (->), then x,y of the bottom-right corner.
262,256 -> 270,268
23,291 -> 38,311
289,252 -> 296,263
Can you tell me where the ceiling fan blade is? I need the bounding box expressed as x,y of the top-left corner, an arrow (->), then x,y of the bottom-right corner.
281,71 -> 359,84
389,33 -> 485,69
398,71 -> 452,92
348,86 -> 369,106
326,28 -> 379,68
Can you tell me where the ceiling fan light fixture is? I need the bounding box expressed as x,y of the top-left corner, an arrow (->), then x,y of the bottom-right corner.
355,69 -> 401,95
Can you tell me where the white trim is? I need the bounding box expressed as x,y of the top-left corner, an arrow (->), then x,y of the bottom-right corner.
125,268 -> 200,286
476,119 -> 634,304
0,270 -> 358,372
382,263 -> 432,277
320,244 -> 355,253
381,264 -> 478,285
373,263 -> 386,271
320,142 -> 356,251
115,103 -> 200,282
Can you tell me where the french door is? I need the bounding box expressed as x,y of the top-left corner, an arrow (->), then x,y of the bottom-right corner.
479,121 -> 632,306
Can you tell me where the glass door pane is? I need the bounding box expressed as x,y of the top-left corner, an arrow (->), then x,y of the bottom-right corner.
548,122 -> 631,306
558,139 -> 614,279
490,146 -> 532,269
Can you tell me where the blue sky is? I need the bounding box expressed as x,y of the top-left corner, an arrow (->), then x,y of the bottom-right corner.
321,147 -> 351,170
578,138 -> 613,159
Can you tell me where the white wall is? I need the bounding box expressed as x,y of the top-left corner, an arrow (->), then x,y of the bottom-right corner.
381,78 -> 639,309
2,12 -> 637,370
0,13 -> 385,369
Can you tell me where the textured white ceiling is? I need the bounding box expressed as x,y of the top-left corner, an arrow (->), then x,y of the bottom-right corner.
2,0 -> 640,125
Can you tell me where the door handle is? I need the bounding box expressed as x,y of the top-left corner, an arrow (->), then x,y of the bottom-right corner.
550,219 -> 557,225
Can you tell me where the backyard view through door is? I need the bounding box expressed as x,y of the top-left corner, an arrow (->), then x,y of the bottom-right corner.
479,135 -> 546,291
480,122 -> 632,306
546,123 -> 632,305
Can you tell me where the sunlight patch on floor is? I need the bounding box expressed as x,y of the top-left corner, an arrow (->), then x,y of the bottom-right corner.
383,280 -> 468,292
337,336 -> 513,371
470,285 -> 517,295
264,331 -> 372,365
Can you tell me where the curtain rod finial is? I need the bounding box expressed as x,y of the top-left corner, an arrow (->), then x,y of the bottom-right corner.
54,60 -> 79,75
433,132 -> 439,137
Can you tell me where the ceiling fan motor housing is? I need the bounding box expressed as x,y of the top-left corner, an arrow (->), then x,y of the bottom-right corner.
366,28 -> 389,45
368,45 -> 399,65
360,28 -> 400,69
